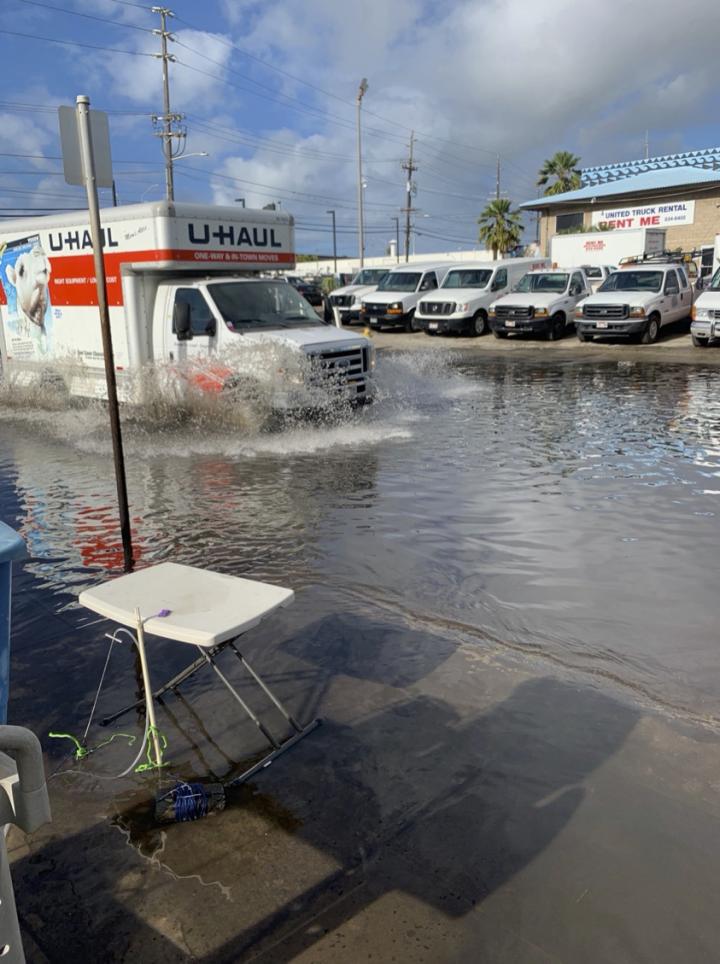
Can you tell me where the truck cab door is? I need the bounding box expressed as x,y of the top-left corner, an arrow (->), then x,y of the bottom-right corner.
677,266 -> 692,317
163,287 -> 218,364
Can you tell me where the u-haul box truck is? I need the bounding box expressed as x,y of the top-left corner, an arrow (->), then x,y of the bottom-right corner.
0,202 -> 374,407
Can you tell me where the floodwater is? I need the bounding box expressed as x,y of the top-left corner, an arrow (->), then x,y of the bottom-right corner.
4,350 -> 720,962
2,352 -> 720,726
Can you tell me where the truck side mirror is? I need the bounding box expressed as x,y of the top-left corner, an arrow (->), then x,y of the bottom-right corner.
173,301 -> 192,340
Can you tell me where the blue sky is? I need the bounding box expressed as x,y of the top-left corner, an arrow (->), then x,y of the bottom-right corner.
1,0 -> 718,256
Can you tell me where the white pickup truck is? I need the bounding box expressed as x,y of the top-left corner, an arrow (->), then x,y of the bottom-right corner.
574,263 -> 693,343
690,267 -> 720,347
489,267 -> 591,340
0,202 -> 375,409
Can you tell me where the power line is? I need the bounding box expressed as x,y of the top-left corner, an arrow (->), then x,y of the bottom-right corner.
0,27 -> 156,56
17,0 -> 153,31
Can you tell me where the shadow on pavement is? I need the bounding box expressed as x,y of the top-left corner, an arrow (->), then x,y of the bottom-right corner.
209,677 -> 638,962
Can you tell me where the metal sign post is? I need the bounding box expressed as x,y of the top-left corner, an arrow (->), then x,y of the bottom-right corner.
60,95 -> 133,572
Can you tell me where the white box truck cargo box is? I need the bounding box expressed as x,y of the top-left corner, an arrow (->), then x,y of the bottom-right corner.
550,228 -> 666,268
0,202 -> 374,407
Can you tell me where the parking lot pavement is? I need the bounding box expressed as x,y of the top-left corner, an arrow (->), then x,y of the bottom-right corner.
345,324 -> 720,363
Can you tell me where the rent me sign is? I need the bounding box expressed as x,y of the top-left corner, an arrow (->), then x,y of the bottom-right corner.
591,200 -> 694,230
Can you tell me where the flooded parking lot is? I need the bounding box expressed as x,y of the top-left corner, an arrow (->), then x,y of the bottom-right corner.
2,351 -> 720,961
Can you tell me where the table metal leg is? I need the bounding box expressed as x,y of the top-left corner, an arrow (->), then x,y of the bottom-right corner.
101,647 -> 216,726
227,641 -> 303,733
197,647 -> 281,750
226,717 -> 322,788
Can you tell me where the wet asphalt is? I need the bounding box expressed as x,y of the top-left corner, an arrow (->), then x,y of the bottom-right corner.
3,333 -> 720,963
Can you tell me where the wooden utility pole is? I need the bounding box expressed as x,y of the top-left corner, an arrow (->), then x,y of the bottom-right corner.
401,132 -> 417,262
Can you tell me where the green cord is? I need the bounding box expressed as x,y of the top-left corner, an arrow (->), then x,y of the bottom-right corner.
48,732 -> 88,760
135,725 -> 170,772
48,731 -> 137,761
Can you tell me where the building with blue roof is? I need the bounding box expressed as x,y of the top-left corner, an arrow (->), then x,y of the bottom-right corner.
520,150 -> 720,263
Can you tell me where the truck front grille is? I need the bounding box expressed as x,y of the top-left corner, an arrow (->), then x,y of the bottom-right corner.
419,301 -> 455,316
362,303 -> 388,316
312,346 -> 366,384
495,305 -> 533,320
583,304 -> 628,320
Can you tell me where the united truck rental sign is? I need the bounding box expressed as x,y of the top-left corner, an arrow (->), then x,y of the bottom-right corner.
591,200 -> 695,230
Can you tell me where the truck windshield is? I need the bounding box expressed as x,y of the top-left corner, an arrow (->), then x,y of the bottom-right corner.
706,267 -> 720,290
442,269 -> 492,289
378,272 -> 422,292
352,269 -> 387,285
208,281 -> 322,330
515,273 -> 568,293
598,271 -> 663,293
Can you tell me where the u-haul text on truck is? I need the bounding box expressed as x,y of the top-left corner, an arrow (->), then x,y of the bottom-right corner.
0,201 -> 374,408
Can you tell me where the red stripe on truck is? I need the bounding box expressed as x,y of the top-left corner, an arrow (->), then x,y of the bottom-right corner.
0,247 -> 296,306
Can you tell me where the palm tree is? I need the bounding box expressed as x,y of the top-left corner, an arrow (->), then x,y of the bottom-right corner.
537,151 -> 582,196
477,199 -> 523,260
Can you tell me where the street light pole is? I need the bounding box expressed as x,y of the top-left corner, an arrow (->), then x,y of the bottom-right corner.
327,209 -> 337,274
391,216 -> 400,263
356,78 -> 368,267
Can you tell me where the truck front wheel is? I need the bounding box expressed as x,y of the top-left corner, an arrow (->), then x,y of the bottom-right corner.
406,310 -> 420,333
641,314 -> 660,344
692,334 -> 709,348
546,313 -> 565,341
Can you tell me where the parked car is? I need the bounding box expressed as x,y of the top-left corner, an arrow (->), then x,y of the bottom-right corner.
329,268 -> 389,325
415,257 -> 548,336
286,275 -> 325,308
489,267 -> 591,340
361,262 -> 466,332
575,262 -> 694,343
580,264 -> 617,292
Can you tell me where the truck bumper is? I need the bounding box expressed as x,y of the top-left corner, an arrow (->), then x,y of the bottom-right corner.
364,312 -> 408,330
416,315 -> 468,334
690,320 -> 719,344
332,307 -> 361,325
489,317 -> 553,336
575,319 -> 646,339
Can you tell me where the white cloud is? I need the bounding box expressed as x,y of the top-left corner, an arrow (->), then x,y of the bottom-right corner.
194,0 -> 720,253
98,28 -> 235,110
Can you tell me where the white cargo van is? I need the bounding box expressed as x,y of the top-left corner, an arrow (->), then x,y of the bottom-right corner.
489,267 -> 592,340
0,202 -> 374,408
575,262 -> 694,343
329,268 -> 390,325
360,261 -> 466,332
414,257 -> 548,336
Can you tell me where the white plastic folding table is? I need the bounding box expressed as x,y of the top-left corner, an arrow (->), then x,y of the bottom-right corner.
78,562 -> 320,784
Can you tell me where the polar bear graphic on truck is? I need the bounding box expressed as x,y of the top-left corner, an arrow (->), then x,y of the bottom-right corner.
5,246 -> 52,334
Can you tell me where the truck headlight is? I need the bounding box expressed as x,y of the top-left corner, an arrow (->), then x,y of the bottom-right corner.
455,302 -> 468,312
629,307 -> 646,318
574,308 -> 584,319
488,307 -> 496,318
693,307 -> 709,321
534,307 -> 548,317
387,302 -> 403,314
369,346 -> 377,369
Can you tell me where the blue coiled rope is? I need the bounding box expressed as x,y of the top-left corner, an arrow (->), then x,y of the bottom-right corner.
172,782 -> 211,822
